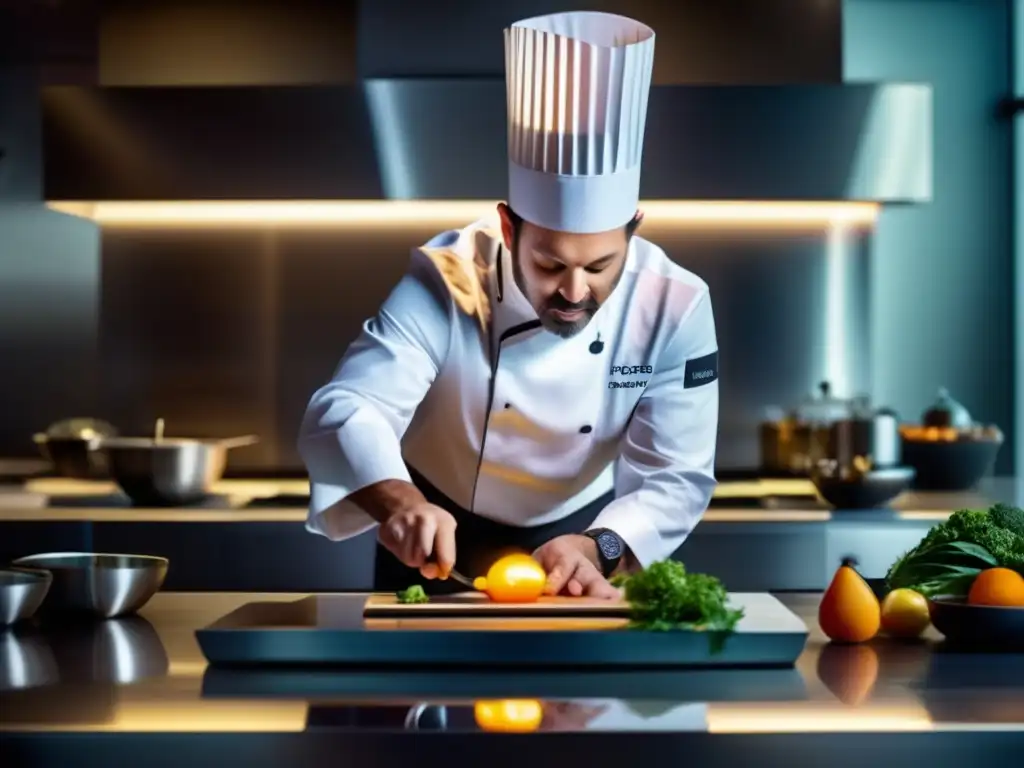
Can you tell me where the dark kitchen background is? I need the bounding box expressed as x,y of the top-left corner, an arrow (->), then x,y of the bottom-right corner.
0,0 -> 1019,479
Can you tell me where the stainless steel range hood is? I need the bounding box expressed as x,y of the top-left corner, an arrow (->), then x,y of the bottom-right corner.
41,79 -> 931,204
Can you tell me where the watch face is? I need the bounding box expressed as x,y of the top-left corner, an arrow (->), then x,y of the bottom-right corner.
596,531 -> 623,561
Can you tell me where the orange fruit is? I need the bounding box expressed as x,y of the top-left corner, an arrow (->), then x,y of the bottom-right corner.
967,568 -> 1024,607
880,588 -> 930,638
473,700 -> 544,732
473,554 -> 547,603
819,560 -> 881,643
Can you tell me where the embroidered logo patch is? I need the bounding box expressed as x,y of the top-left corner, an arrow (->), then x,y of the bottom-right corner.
684,350 -> 719,389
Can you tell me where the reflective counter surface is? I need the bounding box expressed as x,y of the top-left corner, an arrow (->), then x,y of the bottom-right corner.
2,592 -> 1023,766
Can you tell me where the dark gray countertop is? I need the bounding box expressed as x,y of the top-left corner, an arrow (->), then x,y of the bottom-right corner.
2,591 -> 1023,767
4,475 -> 1021,521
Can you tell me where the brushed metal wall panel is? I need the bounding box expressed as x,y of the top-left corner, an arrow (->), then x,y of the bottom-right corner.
641,85 -> 932,203
41,86 -> 385,200
356,0 -> 843,84
99,0 -> 358,86
0,73 -> 99,459
98,229 -> 277,468
0,69 -> 42,201
96,222 -> 870,473
41,82 -> 932,203
0,205 -> 100,456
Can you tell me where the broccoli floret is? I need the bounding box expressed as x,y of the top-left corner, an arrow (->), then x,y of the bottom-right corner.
919,509 -> 991,549
989,503 -> 1024,537
916,508 -> 1024,563
396,585 -> 429,604
973,525 -> 1024,564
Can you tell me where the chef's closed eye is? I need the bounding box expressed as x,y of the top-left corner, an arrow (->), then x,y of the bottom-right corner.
532,254 -> 562,273
584,255 -> 616,274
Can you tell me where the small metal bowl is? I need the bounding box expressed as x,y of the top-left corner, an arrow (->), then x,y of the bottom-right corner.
10,553 -> 168,620
0,568 -> 53,626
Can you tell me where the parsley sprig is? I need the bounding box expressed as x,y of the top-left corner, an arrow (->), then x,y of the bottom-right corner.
617,560 -> 743,633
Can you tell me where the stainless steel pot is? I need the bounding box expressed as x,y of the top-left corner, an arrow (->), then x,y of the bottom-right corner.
33,418 -> 118,479
98,419 -> 258,506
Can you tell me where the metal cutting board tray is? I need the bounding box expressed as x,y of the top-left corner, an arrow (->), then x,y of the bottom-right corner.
363,592 -> 632,618
195,593 -> 809,669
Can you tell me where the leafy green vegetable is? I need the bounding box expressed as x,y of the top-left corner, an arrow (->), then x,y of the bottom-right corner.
396,585 -> 429,604
885,504 -> 1024,597
989,503 -> 1024,537
617,560 -> 743,634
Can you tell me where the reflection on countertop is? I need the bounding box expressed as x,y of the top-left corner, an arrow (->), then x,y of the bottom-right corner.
2,591 -> 1024,735
0,476 -> 1019,523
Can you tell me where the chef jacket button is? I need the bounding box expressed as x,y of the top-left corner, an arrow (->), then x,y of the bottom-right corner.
580,425 -> 592,434
504,402 -> 511,409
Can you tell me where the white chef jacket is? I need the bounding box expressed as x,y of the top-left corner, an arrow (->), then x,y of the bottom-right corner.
298,216 -> 719,567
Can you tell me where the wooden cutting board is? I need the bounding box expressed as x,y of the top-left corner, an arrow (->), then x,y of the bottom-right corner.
363,592 -> 633,618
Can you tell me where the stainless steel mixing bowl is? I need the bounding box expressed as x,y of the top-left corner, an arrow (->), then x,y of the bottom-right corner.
10,553 -> 169,619
0,568 -> 52,626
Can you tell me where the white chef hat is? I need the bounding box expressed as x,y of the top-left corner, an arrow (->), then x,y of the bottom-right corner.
504,11 -> 656,234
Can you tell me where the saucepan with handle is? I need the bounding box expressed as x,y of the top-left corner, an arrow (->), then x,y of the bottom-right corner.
96,418 -> 259,506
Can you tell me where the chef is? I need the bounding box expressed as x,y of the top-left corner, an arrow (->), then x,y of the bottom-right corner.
298,11 -> 719,599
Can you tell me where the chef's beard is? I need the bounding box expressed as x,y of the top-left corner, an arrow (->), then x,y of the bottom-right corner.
540,293 -> 599,338
511,251 -> 598,338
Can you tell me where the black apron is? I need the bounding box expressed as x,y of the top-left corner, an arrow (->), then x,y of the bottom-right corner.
373,467 -> 614,595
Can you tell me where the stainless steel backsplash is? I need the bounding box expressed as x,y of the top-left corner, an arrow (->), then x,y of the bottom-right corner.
95,220 -> 871,473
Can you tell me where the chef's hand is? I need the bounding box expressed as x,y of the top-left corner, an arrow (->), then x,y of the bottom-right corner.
532,535 -> 620,599
378,503 -> 457,580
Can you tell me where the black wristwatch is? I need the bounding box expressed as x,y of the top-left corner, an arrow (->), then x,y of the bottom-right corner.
583,528 -> 624,577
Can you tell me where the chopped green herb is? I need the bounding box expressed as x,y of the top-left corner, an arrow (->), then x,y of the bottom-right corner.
396,584 -> 429,604
617,560 -> 743,638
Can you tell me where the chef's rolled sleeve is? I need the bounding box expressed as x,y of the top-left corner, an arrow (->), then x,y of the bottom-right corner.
590,288 -> 719,567
298,250 -> 453,542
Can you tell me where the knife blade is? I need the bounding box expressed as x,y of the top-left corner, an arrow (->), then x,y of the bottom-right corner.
448,569 -> 477,590
427,558 -> 477,590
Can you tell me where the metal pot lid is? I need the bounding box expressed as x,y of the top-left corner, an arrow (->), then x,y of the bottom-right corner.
42,418 -> 118,440
793,381 -> 855,423
922,387 -> 973,429
99,436 -> 212,448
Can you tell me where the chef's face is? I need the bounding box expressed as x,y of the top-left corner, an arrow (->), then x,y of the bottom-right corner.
498,204 -> 641,338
